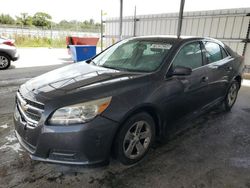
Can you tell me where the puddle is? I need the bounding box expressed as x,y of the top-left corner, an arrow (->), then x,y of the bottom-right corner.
5,134 -> 17,142
0,142 -> 23,152
229,157 -> 250,168
242,108 -> 250,113
0,133 -> 22,153
0,124 -> 8,129
0,86 -> 19,94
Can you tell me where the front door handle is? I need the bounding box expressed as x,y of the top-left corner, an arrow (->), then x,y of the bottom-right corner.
201,76 -> 208,82
227,66 -> 233,71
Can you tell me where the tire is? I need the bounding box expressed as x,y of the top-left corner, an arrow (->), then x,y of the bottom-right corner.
114,112 -> 155,165
0,53 -> 11,70
223,80 -> 240,111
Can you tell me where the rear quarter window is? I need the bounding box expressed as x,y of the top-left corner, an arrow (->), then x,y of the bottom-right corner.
221,47 -> 228,59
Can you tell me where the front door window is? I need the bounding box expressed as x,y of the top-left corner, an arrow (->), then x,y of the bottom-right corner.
172,42 -> 203,70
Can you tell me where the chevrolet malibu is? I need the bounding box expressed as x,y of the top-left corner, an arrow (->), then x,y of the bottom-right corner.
14,36 -> 244,165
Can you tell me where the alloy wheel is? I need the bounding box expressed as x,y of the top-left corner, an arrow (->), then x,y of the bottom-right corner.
123,120 -> 152,159
0,55 -> 9,69
227,83 -> 238,107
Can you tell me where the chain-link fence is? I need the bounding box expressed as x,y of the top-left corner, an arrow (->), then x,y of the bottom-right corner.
0,24 -> 100,39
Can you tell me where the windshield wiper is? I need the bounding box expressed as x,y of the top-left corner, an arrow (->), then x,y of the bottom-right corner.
86,59 -> 97,65
101,65 -> 129,72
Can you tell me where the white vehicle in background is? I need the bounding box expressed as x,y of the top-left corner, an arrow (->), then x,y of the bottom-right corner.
0,36 -> 19,70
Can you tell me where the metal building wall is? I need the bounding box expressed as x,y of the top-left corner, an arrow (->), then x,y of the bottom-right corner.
104,8 -> 250,67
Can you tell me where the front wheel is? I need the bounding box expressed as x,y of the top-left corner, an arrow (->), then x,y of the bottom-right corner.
114,112 -> 155,165
223,81 -> 240,111
0,53 -> 11,70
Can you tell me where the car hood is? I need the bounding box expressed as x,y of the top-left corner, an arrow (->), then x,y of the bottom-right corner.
24,62 -> 141,98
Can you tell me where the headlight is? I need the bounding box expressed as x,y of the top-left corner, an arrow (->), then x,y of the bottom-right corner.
48,97 -> 112,125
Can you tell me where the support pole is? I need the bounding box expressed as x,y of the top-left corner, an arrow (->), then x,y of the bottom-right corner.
133,6 -> 137,37
119,0 -> 123,40
242,16 -> 250,56
50,23 -> 53,48
101,10 -> 103,51
177,0 -> 185,38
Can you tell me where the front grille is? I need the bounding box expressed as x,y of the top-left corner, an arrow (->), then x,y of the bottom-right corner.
18,91 -> 44,110
16,91 -> 44,127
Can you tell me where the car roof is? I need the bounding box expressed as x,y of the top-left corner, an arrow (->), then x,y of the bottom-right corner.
129,35 -> 225,48
132,35 -> 210,39
131,35 -> 220,42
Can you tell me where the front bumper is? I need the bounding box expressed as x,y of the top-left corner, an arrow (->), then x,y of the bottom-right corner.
12,52 -> 19,61
14,106 -> 119,165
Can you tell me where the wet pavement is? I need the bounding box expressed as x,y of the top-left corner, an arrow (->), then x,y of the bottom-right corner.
0,65 -> 250,188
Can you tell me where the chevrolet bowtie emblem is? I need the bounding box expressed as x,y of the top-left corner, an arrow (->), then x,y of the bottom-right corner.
20,101 -> 28,111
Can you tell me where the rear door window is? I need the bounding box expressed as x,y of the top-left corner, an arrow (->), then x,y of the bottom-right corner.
221,47 -> 228,59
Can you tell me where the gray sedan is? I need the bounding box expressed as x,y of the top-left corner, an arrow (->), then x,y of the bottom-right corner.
14,36 -> 244,165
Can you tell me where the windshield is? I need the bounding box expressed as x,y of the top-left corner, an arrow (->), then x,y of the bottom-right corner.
92,39 -> 173,72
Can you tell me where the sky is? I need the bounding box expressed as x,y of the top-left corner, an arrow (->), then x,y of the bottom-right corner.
0,0 -> 250,23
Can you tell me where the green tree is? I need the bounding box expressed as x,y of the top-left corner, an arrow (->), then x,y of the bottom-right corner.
56,19 -> 101,31
32,12 -> 52,28
0,14 -> 15,25
89,19 -> 94,25
58,20 -> 74,29
59,20 -> 69,26
16,13 -> 32,26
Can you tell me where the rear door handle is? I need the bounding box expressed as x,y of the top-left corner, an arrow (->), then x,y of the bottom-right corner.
201,76 -> 208,82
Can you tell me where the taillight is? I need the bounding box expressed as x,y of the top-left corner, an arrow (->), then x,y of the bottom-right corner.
3,41 -> 15,46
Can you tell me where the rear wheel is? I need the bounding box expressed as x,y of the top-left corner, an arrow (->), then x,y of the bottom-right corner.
223,81 -> 239,111
0,53 -> 11,70
114,112 -> 155,165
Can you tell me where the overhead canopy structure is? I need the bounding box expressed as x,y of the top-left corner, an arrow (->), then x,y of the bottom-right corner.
177,0 -> 185,38
118,0 -> 185,39
104,8 -> 250,71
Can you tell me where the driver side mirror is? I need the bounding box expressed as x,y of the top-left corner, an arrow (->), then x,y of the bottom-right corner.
171,66 -> 192,76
